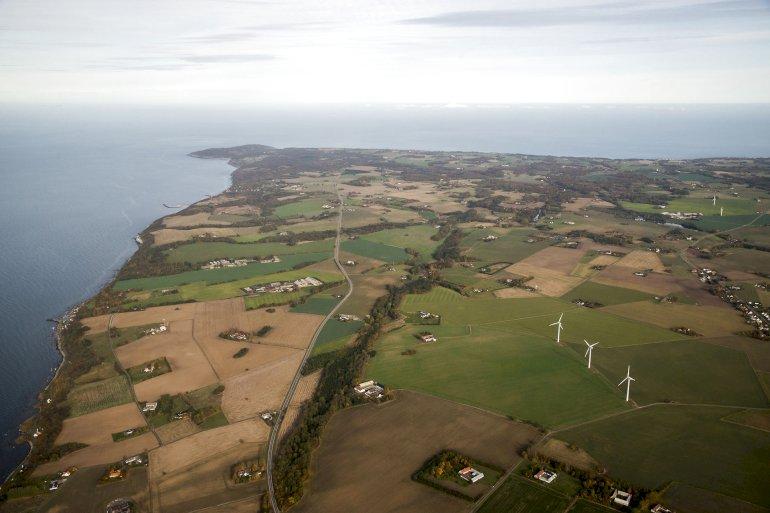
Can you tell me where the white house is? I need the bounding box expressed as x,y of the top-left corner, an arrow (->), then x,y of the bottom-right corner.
534,469 -> 557,484
142,401 -> 158,412
612,489 -> 632,507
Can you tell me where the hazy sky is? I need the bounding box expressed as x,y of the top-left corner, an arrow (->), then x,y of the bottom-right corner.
1,0 -> 769,104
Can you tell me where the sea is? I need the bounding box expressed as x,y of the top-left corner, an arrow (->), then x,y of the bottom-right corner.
1,103 -> 770,479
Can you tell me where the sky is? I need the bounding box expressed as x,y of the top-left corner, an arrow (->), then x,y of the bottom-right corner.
1,0 -> 770,105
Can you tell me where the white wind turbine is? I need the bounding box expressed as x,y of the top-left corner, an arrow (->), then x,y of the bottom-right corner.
584,340 -> 599,369
618,365 -> 635,402
549,313 -> 564,344
712,193 -> 717,206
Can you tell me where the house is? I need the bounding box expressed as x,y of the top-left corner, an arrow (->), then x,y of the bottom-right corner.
534,469 -> 557,484
420,333 -> 437,343
482,235 -> 498,242
612,489 -> 632,507
418,311 -> 433,319
651,505 -> 673,513
125,455 -> 143,465
354,380 -> 384,399
107,468 -> 124,480
143,363 -> 156,373
458,466 -> 485,483
49,478 -> 66,491
142,401 -> 158,412
345,260 -> 356,266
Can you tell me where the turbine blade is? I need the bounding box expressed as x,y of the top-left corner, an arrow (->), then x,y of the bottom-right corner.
584,348 -> 590,357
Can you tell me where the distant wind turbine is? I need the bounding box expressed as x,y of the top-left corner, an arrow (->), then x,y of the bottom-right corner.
618,365 -> 635,402
712,193 -> 717,206
584,340 -> 599,369
549,313 -> 564,344
720,206 -> 724,217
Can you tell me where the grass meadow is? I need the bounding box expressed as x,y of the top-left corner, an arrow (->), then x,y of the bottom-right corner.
560,280 -> 653,306
559,405 -> 770,508
477,475 -> 571,513
65,375 -> 133,417
165,239 -> 334,263
341,238 -> 409,263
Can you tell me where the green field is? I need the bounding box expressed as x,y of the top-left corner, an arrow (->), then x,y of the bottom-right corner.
695,213 -> 769,232
477,475 -> 571,513
663,483 -> 770,513
115,252 -> 330,291
559,405 -> 770,508
367,323 -> 628,428
312,319 -> 363,355
65,375 -> 133,417
244,290 -> 311,309
291,296 -> 340,315
401,287 -> 687,348
567,500 -> 617,513
460,228 -> 551,263
359,225 -> 442,259
165,239 -> 334,263
621,197 -> 760,216
341,238 -> 409,263
274,198 -> 332,218
560,280 -> 653,306
581,340 -> 769,407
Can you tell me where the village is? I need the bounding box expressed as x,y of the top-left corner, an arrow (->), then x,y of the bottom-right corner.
241,276 -> 323,295
202,255 -> 280,270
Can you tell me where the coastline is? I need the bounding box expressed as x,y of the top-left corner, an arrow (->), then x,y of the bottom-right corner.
2,155 -> 234,487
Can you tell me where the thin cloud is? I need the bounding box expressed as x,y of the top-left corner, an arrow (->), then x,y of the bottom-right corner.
402,0 -> 768,28
181,53 -> 275,63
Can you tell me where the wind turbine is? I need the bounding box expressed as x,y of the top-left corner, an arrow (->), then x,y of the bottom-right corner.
712,193 -> 717,206
584,340 -> 599,369
618,365 -> 635,402
549,313 -> 564,344
720,206 -> 724,217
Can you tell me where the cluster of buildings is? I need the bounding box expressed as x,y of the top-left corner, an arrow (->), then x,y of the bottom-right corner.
417,310 -> 439,321
534,469 -> 557,484
661,211 -> 702,220
202,258 -> 251,270
354,380 -> 384,399
337,313 -> 359,322
144,324 -> 167,336
698,268 -> 770,338
419,333 -> 437,343
242,276 -> 323,295
611,489 -> 633,507
48,467 -> 76,491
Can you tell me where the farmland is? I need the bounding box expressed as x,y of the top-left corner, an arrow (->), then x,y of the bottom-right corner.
558,405 -> 770,508
13,145 -> 770,513
476,475 -> 571,513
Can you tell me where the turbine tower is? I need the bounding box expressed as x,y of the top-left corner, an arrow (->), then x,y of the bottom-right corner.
720,206 -> 724,217
584,340 -> 599,369
618,365 -> 635,402
712,193 -> 717,206
549,313 -> 564,344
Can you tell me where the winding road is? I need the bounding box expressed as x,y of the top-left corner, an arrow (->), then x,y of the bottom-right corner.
266,185 -> 354,512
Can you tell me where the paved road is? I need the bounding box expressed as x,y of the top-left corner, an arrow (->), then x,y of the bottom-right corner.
266,186 -> 354,512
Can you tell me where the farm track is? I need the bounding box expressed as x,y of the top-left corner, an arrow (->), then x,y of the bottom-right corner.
266,185 -> 353,513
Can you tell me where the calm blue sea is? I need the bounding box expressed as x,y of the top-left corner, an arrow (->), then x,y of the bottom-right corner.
1,103 -> 770,479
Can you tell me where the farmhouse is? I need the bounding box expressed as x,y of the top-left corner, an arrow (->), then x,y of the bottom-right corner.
650,505 -> 673,513
242,276 -> 323,294
420,333 -> 437,343
124,455 -> 143,465
144,324 -> 167,336
354,380 -> 384,399
202,258 -> 251,270
612,489 -> 632,507
142,401 -> 158,412
458,466 -> 485,483
482,235 -> 498,242
534,469 -> 557,484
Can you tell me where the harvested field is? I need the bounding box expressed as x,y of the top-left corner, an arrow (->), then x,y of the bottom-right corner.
163,212 -> 232,228
513,245 -> 592,275
82,302 -> 199,332
33,466 -> 149,513
34,432 -> 158,476
533,438 -> 600,472
613,250 -> 667,272
292,390 -> 539,513
601,301 -> 747,337
56,403 -> 146,446
593,266 -> 682,295
191,299 -> 319,379
220,351 -> 304,422
154,443 -> 265,513
279,371 -> 322,439
505,261 -> 583,296
563,197 -> 615,212
192,496 -> 263,513
151,227 -> 238,246
155,418 -> 202,444
493,287 -> 538,299
115,319 -> 219,402
148,419 -> 268,478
